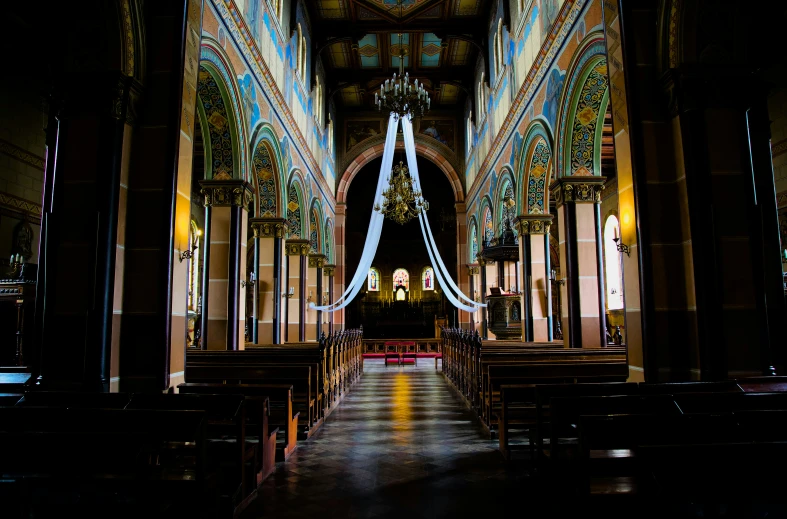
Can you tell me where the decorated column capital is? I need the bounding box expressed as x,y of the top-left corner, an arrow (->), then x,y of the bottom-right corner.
285,239 -> 311,256
308,253 -> 327,268
199,179 -> 255,209
467,264 -> 480,275
515,214 -> 554,235
476,256 -> 494,267
250,218 -> 288,238
323,264 -> 336,277
549,176 -> 606,208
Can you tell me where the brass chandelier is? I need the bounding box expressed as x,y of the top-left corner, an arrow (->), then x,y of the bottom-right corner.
374,0 -> 431,118
375,160 -> 429,225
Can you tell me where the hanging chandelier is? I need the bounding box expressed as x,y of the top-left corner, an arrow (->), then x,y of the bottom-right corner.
375,160 -> 429,225
374,1 -> 431,118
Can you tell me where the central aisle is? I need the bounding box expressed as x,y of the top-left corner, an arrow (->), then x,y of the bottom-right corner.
242,359 -> 529,519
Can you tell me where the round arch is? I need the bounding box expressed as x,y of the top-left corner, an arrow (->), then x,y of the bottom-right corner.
494,167 -> 516,234
478,196 -> 494,248
200,41 -> 249,182
309,199 -> 324,253
286,173 -> 307,238
324,218 -> 334,263
249,123 -> 287,218
337,141 -> 465,204
517,119 -> 554,214
554,32 -> 608,178
468,216 -> 479,263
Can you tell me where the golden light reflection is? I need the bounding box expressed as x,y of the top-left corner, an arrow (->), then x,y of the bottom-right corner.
391,372 -> 412,444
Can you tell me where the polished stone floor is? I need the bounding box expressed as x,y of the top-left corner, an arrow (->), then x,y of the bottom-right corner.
242,359 -> 532,519
241,360 -> 753,519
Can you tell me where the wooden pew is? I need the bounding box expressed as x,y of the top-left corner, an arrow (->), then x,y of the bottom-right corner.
0,393 -> 22,406
185,363 -> 314,438
126,393 -> 255,515
0,407 -> 210,516
16,390 -> 132,408
178,382 -> 293,463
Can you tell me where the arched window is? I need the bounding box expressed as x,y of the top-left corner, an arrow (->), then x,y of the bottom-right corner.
188,221 -> 202,313
422,267 -> 435,291
466,114 -> 473,155
315,77 -> 323,127
471,225 -> 479,261
604,215 -> 624,310
309,207 -> 319,253
392,268 -> 410,291
477,73 -> 485,122
296,23 -> 307,80
368,267 -> 380,292
497,19 -> 504,75
327,115 -> 334,154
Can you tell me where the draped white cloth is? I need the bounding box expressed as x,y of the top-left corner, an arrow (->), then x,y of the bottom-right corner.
311,111 -> 484,313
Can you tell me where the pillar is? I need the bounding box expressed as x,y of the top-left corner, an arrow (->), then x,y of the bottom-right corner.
285,239 -> 310,342
550,177 -> 606,349
35,74 -> 134,391
324,264 -> 335,335
467,265 -> 480,333
250,218 -> 287,344
478,258 -> 490,339
456,203 -> 471,330
517,215 -> 554,342
199,180 -> 254,351
334,203 -> 346,331
307,254 -> 326,341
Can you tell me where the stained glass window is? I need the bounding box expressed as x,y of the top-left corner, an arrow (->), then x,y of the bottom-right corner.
324,221 -> 332,262
368,268 -> 380,291
287,187 -> 301,238
392,268 -> 409,290
422,267 -> 434,291
253,142 -> 276,217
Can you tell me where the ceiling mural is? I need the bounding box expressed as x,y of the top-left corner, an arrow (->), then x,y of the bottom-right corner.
358,34 -> 381,68
361,0 -> 439,17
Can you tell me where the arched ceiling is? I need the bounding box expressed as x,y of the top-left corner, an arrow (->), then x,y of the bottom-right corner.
307,0 -> 491,111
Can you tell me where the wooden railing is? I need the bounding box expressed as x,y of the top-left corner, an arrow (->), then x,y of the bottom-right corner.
363,338 -> 442,354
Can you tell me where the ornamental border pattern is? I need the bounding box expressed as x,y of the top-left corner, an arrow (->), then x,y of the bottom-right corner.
211,0 -> 334,209
772,138 -> 787,159
0,191 -> 42,218
0,139 -> 45,171
467,0 -> 587,203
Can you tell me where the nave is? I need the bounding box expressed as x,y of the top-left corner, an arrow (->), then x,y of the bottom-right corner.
242,359 -> 525,519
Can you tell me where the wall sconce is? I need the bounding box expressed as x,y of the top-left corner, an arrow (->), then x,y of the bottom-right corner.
550,269 -> 565,286
241,271 -> 255,288
179,229 -> 202,262
283,286 -> 295,298
9,253 -> 24,277
612,227 -> 630,257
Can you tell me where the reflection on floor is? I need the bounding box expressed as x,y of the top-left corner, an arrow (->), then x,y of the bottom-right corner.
241,360 -> 528,518
241,360 -> 739,519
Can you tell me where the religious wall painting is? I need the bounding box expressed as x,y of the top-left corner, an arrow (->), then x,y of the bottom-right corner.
253,142 -> 277,217
287,186 -> 302,238
310,207 -> 319,253
346,119 -> 382,152
484,206 -> 494,246
527,140 -> 551,213
418,118 -> 455,151
197,65 -> 234,178
570,60 -> 608,176
509,131 -> 523,170
238,73 -> 261,132
542,68 -> 565,131
280,136 -> 293,174
392,268 -> 410,290
422,267 -> 434,291
243,0 -> 262,45
368,267 -> 380,291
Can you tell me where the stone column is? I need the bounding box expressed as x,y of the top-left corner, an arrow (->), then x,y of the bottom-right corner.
333,203 -> 346,331
455,203 -> 471,330
324,264 -> 335,335
467,265 -> 480,333
478,257 -> 491,339
550,177 -> 606,349
307,254 -> 326,341
517,215 -> 554,342
35,74 -> 135,391
285,239 -> 310,342
250,218 -> 287,344
199,180 -> 254,351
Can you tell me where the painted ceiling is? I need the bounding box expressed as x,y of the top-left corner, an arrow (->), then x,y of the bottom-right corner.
308,0 -> 487,110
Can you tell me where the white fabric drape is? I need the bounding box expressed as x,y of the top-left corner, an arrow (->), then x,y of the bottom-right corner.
312,111 -> 484,313
310,112 -> 398,312
401,115 -> 485,310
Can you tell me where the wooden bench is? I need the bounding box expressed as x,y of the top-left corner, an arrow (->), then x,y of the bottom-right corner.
125,393 -> 256,515
178,382 -> 293,463
0,407 -> 210,516
185,363 -> 314,438
17,390 -> 132,408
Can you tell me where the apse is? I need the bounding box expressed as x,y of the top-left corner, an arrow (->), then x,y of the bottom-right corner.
345,154 -> 457,338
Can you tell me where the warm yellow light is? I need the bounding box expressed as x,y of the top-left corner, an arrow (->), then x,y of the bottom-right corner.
622,212 -> 631,227
196,229 -> 203,236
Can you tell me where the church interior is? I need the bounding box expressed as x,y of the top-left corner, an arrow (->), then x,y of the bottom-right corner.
2,0 -> 787,517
